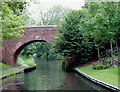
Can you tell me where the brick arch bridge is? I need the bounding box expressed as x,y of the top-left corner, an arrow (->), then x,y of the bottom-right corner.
1,25 -> 58,66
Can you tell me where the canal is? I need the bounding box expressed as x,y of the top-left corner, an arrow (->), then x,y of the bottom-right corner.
2,58 -> 110,91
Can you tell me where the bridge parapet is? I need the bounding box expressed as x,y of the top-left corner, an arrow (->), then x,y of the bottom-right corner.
1,26 -> 58,66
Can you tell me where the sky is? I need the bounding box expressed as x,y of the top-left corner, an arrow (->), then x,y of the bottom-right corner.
25,0 -> 85,25
31,0 -> 85,10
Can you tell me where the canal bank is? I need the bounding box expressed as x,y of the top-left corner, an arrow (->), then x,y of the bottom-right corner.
75,68 -> 120,92
1,60 -> 113,91
0,66 -> 36,80
1,59 -> 119,92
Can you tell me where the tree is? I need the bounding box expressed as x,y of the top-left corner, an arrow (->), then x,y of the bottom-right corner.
6,2 -> 26,15
22,1 -> 42,25
118,1 -> 120,61
55,10 -> 93,65
41,5 -> 71,25
20,42 -> 59,61
1,2 -> 27,40
82,2 -> 119,62
96,2 -> 119,63
23,4 -> 71,26
55,1 -> 119,69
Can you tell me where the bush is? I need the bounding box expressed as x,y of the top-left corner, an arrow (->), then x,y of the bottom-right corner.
55,10 -> 94,65
62,57 -> 75,71
92,59 -> 111,70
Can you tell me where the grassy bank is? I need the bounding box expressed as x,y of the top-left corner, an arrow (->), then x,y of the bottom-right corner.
18,55 -> 36,66
0,68 -> 24,79
0,62 -> 14,71
77,65 -> 119,87
0,55 -> 36,79
0,62 -> 24,79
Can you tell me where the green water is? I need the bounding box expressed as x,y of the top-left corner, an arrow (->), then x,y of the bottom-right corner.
2,59 -> 110,91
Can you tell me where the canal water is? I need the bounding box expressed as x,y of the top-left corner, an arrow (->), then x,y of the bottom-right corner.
1,59 -> 110,91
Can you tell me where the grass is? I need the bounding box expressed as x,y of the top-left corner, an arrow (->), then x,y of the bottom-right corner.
0,55 -> 35,79
77,65 -> 119,88
18,55 -> 36,66
0,68 -> 24,79
0,62 -> 14,71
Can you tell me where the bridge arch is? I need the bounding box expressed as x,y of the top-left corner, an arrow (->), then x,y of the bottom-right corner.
1,26 -> 58,66
13,40 -> 47,66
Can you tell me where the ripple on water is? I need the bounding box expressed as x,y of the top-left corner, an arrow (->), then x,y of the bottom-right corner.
2,60 -> 110,91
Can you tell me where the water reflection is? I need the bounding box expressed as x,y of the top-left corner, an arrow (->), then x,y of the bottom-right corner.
22,60 -> 65,90
2,59 -> 110,91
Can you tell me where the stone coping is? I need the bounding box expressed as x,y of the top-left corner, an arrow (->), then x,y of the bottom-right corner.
75,68 -> 120,92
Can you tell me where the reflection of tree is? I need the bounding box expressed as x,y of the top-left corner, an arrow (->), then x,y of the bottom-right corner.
21,61 -> 65,90
65,73 -> 73,85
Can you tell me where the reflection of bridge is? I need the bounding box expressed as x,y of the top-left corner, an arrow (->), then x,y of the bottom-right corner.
1,25 -> 58,66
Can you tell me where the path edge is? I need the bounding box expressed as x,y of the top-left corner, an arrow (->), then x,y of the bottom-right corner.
75,68 -> 120,92
0,66 -> 36,80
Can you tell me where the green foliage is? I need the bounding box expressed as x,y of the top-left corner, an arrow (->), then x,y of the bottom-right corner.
18,55 -> 35,66
55,10 -> 94,64
47,46 -> 61,60
20,42 -> 61,61
85,2 -> 119,62
55,2 -> 120,68
21,42 -> 49,58
1,2 -> 27,40
6,2 -> 26,14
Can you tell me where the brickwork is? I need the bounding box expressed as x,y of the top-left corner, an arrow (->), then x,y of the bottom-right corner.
1,26 -> 58,66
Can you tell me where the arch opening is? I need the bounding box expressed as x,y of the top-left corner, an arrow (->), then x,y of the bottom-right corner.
13,40 -> 47,66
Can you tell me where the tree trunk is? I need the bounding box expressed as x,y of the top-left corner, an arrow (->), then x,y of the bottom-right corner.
116,40 -> 119,61
97,47 -> 101,62
110,39 -> 114,67
118,47 -> 120,61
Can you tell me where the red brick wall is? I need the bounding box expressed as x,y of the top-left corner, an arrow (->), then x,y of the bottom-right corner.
1,26 -> 58,66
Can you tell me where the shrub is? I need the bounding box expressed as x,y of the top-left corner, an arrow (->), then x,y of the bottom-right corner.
62,54 -> 75,71
92,61 -> 110,70
55,10 -> 94,65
